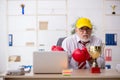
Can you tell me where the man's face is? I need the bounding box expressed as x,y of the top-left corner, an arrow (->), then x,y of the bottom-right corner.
76,26 -> 92,42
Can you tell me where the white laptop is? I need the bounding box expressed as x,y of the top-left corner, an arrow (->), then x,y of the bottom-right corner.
33,51 -> 68,74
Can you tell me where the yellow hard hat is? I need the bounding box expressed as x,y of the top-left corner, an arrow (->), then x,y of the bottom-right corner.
75,17 -> 92,29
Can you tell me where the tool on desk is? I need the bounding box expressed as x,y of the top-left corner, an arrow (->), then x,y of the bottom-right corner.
6,65 -> 32,75
6,67 -> 25,76
21,65 -> 32,73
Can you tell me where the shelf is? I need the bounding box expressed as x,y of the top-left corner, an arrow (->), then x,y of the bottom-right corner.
8,43 -> 36,48
26,28 -> 36,31
105,14 -> 120,16
7,14 -> 37,16
37,14 -> 67,16
38,29 -> 66,31
105,0 -> 120,1
7,14 -> 67,16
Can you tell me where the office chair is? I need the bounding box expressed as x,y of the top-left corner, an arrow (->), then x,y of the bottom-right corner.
56,37 -> 66,46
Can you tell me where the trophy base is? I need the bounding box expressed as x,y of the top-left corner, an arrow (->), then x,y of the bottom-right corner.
91,67 -> 100,73
112,12 -> 116,14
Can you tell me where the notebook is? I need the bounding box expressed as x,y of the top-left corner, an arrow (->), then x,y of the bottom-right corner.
33,51 -> 68,74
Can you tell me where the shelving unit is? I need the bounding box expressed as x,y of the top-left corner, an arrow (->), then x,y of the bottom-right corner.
7,0 -> 68,69
103,0 -> 120,69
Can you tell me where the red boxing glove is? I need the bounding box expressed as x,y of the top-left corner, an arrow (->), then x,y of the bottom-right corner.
82,47 -> 91,60
51,45 -> 64,51
72,48 -> 86,63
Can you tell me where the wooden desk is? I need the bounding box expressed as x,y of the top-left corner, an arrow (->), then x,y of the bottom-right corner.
1,69 -> 120,80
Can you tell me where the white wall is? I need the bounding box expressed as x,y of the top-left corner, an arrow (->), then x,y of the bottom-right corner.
67,0 -> 104,38
0,78 -> 3,80
0,0 -> 7,73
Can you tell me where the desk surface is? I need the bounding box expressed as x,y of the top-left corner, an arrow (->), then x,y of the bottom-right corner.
0,69 -> 120,80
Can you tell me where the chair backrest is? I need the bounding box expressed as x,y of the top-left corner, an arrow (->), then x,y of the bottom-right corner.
56,37 -> 66,46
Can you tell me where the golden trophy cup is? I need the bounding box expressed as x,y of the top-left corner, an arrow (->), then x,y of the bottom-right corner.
111,5 -> 117,14
89,46 -> 101,73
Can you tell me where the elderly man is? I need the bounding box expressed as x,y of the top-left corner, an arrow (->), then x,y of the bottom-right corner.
62,17 -> 105,69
